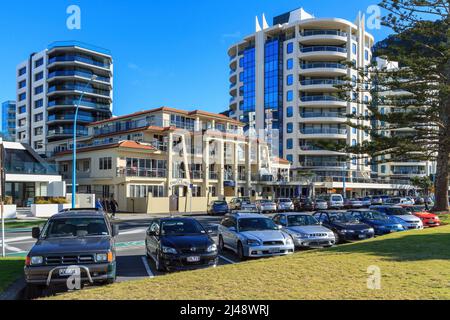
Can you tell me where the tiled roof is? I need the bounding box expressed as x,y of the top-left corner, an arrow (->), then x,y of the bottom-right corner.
55,140 -> 156,156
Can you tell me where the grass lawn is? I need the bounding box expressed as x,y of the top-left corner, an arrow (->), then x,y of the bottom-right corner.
49,225 -> 450,300
0,258 -> 25,293
439,214 -> 450,225
3,220 -> 46,230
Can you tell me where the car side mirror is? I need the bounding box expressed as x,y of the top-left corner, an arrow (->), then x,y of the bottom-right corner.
112,225 -> 120,237
32,227 -> 41,239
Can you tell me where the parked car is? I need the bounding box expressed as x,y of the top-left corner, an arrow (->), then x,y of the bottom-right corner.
380,195 -> 391,203
371,196 -> 383,205
255,199 -> 277,213
218,212 -> 295,260
273,213 -> 335,248
370,205 -> 424,230
347,209 -> 406,235
241,203 -> 258,212
276,198 -> 294,212
359,197 -> 372,207
229,197 -> 251,211
321,194 -> 344,209
405,197 -> 416,205
294,197 -> 315,211
24,209 -> 119,298
207,200 -> 229,215
401,205 -> 441,227
344,198 -> 364,209
385,197 -> 414,205
145,217 -> 219,272
313,211 -> 375,243
314,199 -> 328,210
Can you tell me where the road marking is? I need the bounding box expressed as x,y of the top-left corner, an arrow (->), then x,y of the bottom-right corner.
141,256 -> 155,278
219,255 -> 237,264
5,245 -> 24,253
0,236 -> 33,244
115,241 -> 145,249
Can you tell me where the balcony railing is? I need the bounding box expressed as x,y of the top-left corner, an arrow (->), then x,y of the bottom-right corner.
117,168 -> 167,178
300,79 -> 345,86
300,161 -> 348,168
300,46 -> 347,53
48,70 -> 110,83
301,62 -> 347,70
301,112 -> 346,118
300,128 -> 347,135
291,175 -> 413,185
48,99 -> 111,111
300,95 -> 346,103
48,129 -> 89,137
190,171 -> 203,180
48,55 -> 111,69
209,172 -> 219,180
299,144 -> 325,151
5,161 -> 58,175
48,114 -> 95,122
48,84 -> 110,97
301,30 -> 348,37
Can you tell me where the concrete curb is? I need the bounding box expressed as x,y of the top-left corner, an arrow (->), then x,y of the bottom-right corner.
0,277 -> 26,300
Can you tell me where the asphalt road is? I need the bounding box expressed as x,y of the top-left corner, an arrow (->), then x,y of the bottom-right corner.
0,214 -> 240,288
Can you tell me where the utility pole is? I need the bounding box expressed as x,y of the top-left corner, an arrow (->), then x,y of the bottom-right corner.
1,140 -> 6,257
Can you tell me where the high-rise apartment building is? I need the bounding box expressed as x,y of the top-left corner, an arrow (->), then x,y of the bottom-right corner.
1,100 -> 16,141
227,8 -> 374,181
15,41 -> 113,157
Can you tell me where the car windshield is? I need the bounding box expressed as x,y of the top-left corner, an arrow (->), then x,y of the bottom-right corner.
287,215 -> 319,226
260,200 -> 273,204
278,199 -> 291,203
43,218 -> 109,239
361,211 -> 389,220
214,201 -> 227,205
331,196 -> 342,201
238,218 -> 278,232
330,212 -> 359,223
161,220 -> 205,236
240,198 -> 251,203
385,207 -> 410,216
404,206 -> 425,213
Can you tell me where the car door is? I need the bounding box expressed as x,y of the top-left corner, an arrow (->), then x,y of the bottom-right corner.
226,217 -> 239,252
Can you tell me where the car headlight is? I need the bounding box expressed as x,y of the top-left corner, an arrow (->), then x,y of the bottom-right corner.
161,246 -> 177,254
339,229 -> 354,234
247,239 -> 261,246
286,237 -> 294,245
368,228 -> 375,233
30,256 -> 43,265
96,253 -> 108,262
207,244 -> 217,253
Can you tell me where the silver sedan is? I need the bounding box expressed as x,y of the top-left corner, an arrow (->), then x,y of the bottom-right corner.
273,213 -> 336,248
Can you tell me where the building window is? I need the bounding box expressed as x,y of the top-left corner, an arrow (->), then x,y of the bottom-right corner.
18,67 -> 26,76
286,42 -> 294,54
286,74 -> 293,86
18,119 -> 26,127
18,105 -> 26,114
18,80 -> 26,89
34,140 -> 43,149
365,49 -> 369,61
287,139 -> 293,149
99,157 -> 112,170
129,185 -> 165,198
34,85 -> 44,95
34,72 -> 44,81
286,155 -> 293,163
35,58 -> 44,68
34,113 -> 44,122
286,123 -> 293,134
286,90 -> 293,102
18,131 -> 26,140
352,127 -> 357,134
352,43 -> 357,54
352,139 -> 357,146
18,93 -> 26,102
381,165 -> 386,174
286,106 -> 293,118
34,99 -> 43,109
34,127 -> 43,136
286,58 -> 293,70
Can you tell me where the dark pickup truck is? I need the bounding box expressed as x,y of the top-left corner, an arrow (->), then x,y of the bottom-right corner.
24,209 -> 119,297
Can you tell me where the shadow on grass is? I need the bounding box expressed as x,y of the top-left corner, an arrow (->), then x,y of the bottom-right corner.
328,230 -> 450,262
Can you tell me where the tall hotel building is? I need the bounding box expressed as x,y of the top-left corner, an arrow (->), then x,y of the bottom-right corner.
227,8 -> 374,181
15,41 -> 113,157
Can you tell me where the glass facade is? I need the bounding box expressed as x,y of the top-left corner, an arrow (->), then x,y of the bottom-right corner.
242,47 -> 256,114
1,101 -> 16,141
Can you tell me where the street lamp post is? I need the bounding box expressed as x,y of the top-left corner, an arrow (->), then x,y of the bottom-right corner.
72,75 -> 97,209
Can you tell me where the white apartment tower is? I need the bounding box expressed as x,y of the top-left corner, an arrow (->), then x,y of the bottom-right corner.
227,8 -> 374,181
15,41 -> 113,157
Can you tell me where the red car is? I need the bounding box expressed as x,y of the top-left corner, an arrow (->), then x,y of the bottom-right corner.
402,205 -> 441,227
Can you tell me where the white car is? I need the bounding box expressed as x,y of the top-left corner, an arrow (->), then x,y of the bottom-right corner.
314,199 -> 329,210
276,198 -> 294,212
370,205 -> 424,230
255,200 -> 277,213
386,197 -> 414,205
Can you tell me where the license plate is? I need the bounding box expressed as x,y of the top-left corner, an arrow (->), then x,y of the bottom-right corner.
59,268 -> 78,277
358,235 -> 367,239
187,256 -> 201,263
269,248 -> 281,254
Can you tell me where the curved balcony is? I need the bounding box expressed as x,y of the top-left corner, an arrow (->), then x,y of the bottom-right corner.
47,114 -> 95,124
300,161 -> 348,169
47,128 -> 89,140
299,46 -> 348,61
300,79 -> 345,92
300,95 -> 348,107
300,112 -> 347,123
48,84 -> 111,99
48,70 -> 111,86
47,99 -> 111,112
300,62 -> 348,77
299,128 -> 347,139
48,55 -> 111,71
299,30 -> 348,45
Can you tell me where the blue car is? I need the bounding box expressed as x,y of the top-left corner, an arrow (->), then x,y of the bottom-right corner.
347,209 -> 406,235
207,200 -> 229,216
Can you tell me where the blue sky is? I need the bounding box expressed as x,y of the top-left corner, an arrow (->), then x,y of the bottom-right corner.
0,0 -> 392,116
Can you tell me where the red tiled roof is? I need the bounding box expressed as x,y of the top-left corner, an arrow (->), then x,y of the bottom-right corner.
55,141 -> 157,156
274,157 -> 290,165
89,106 -> 244,126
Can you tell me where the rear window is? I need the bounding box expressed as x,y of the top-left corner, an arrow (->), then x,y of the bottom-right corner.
331,196 -> 343,201
214,201 -> 227,205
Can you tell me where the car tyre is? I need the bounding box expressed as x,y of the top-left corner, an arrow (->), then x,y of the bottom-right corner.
237,242 -> 247,261
155,252 -> 165,272
333,231 -> 341,244
218,235 -> 225,252
25,284 -> 44,300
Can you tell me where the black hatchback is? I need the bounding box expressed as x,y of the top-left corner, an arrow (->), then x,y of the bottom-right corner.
145,217 -> 219,272
313,211 -> 375,243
